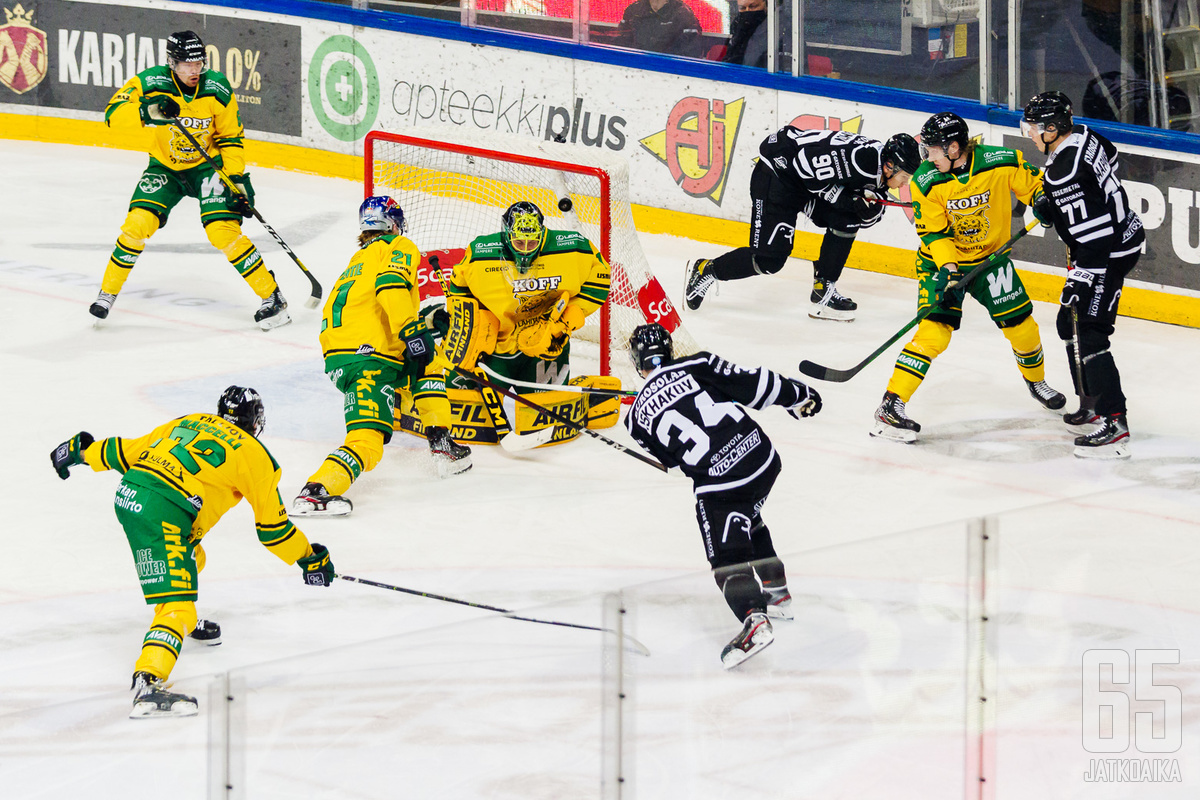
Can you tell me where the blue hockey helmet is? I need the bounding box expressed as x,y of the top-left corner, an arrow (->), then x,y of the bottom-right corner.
359,196 -> 406,234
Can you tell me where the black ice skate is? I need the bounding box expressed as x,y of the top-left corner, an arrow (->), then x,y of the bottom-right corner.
291,482 -> 353,517
189,619 -> 222,646
129,671 -> 198,719
1063,402 -> 1099,429
684,258 -> 717,310
720,611 -> 774,669
90,291 -> 117,320
427,426 -> 473,477
871,391 -> 921,443
809,278 -> 857,321
1074,412 -> 1130,460
255,288 -> 291,330
1026,379 -> 1066,410
764,586 -> 793,621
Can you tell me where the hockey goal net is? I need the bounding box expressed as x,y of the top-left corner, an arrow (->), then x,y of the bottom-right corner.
365,127 -> 697,386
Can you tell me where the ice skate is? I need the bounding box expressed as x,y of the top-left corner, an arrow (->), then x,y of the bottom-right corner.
89,291 -> 117,320
189,619 -> 222,646
1063,402 -> 1099,430
1074,413 -> 1130,460
684,258 -> 716,310
1026,379 -> 1066,410
720,611 -> 774,669
291,482 -> 353,517
129,671 -> 198,719
427,426 -> 473,477
764,586 -> 793,621
871,391 -> 920,443
255,288 -> 291,330
809,278 -> 857,321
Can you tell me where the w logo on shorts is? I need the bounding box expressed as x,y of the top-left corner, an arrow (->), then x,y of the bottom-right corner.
986,264 -> 1015,298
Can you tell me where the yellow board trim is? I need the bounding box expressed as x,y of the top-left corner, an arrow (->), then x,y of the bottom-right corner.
4,111 -> 1196,328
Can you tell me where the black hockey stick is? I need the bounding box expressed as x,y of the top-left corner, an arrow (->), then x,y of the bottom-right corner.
461,368 -> 668,473
1068,302 -> 1097,416
799,219 -> 1038,383
171,120 -> 323,308
477,362 -> 638,398
337,573 -> 651,656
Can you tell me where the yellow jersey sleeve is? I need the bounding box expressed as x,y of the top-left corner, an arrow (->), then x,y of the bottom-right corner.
1008,149 -> 1044,208
911,175 -> 957,268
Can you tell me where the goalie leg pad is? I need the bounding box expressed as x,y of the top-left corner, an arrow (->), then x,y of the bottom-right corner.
570,375 -> 623,430
444,296 -> 499,369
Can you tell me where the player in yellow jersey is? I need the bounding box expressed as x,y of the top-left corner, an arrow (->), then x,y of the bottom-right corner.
92,31 -> 289,330
871,112 -> 1066,442
442,201 -> 611,436
49,386 -> 335,719
291,197 -> 470,518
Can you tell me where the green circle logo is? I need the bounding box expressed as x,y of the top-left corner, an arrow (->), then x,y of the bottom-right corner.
309,35 -> 379,142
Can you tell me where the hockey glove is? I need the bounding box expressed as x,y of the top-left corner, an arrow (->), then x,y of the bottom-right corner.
400,318 -> 436,372
929,264 -> 956,305
1061,264 -> 1099,308
51,431 -> 94,479
851,194 -> 886,227
227,173 -> 255,218
786,383 -> 822,419
138,95 -> 180,126
1031,191 -> 1053,228
297,543 -> 334,587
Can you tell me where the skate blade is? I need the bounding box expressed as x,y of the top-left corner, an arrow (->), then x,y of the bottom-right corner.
129,697 -> 199,719
870,421 -> 917,443
500,427 -> 555,453
434,454 -> 474,478
1073,442 -> 1131,460
720,627 -> 775,670
289,498 -> 353,517
766,602 -> 793,621
258,311 -> 293,331
808,305 -> 856,322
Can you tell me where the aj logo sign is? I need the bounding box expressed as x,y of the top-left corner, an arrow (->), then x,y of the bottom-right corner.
640,97 -> 745,205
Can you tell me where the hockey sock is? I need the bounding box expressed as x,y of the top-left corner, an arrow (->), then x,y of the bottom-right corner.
813,229 -> 856,282
1002,316 -> 1046,382
885,319 -> 953,402
1083,349 -> 1126,415
206,220 -> 275,299
102,209 -> 159,295
308,431 -> 383,496
713,565 -> 765,621
133,601 -> 196,682
708,247 -> 758,281
413,374 -> 453,430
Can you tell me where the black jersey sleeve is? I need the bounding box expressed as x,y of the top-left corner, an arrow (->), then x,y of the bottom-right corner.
688,353 -> 810,410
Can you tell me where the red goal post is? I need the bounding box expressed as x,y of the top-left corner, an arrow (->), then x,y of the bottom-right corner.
364,126 -> 697,385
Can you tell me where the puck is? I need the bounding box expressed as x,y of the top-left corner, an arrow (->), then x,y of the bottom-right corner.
558,197 -> 573,213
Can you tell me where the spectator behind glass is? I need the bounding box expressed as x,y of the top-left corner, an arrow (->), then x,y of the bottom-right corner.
614,0 -> 704,58
724,0 -> 767,67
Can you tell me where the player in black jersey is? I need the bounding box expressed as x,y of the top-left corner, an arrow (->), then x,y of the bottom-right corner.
623,323 -> 822,668
1022,91 -> 1142,459
685,127 -> 920,321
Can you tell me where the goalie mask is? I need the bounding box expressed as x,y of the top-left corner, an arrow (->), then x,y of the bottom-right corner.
629,323 -> 673,375
218,385 -> 265,437
501,201 -> 547,273
359,195 -> 406,234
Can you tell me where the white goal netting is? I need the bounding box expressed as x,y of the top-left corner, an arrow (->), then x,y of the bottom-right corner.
365,126 -> 698,387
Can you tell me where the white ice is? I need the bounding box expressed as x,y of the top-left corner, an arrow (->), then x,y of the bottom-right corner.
2,139 -> 1199,799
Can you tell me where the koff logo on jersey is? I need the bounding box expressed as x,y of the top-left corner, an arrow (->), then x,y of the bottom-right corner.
511,275 -> 563,293
945,191 -> 991,211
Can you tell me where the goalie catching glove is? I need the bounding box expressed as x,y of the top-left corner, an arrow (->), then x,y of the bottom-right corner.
516,293 -> 586,359
443,296 -> 499,369
50,431 -> 94,479
297,543 -> 335,587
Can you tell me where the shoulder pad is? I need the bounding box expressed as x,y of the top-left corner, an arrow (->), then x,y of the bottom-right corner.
544,230 -> 592,253
973,145 -> 1019,168
468,233 -> 506,255
201,72 -> 233,102
913,163 -> 950,193
140,68 -> 175,91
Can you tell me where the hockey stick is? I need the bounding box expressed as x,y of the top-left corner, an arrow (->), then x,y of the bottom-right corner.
170,120 -> 323,308
1068,302 -> 1098,416
463,368 -> 668,472
799,219 -> 1038,383
477,362 -> 638,398
337,573 -> 651,656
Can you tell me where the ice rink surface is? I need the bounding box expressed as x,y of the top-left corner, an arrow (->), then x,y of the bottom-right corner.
2,139 -> 1200,798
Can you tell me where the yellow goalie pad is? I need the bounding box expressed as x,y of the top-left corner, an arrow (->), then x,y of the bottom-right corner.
394,375 -> 623,447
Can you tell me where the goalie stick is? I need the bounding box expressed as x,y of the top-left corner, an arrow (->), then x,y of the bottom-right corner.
463,369 -> 668,472
170,120 -> 323,308
799,219 -> 1038,383
477,362 -> 638,398
337,573 -> 651,656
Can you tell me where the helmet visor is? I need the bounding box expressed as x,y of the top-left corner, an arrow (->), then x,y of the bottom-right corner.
1020,119 -> 1046,138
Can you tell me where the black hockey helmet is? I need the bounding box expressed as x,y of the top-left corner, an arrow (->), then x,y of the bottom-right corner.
166,31 -> 205,65
882,133 -> 921,175
919,112 -> 970,156
1022,90 -> 1073,134
629,323 -> 673,375
218,385 -> 265,437
501,201 -> 547,273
